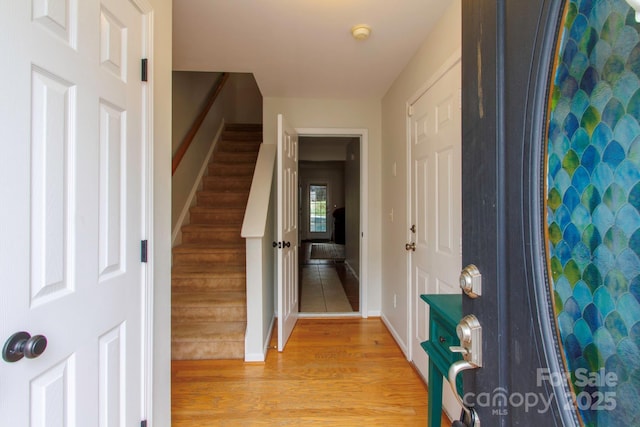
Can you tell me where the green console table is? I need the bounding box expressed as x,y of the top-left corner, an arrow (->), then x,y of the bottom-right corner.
420,294 -> 463,427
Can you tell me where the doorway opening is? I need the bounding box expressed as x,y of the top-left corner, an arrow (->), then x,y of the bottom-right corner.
295,128 -> 368,317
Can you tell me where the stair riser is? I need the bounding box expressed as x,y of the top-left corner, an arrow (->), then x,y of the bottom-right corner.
221,131 -> 263,141
181,230 -> 243,244
172,277 -> 245,291
171,341 -> 244,360
224,123 -> 262,132
172,306 -> 247,323
173,251 -> 246,265
218,144 -> 261,153
208,164 -> 255,176
190,210 -> 245,224
214,152 -> 258,163
203,178 -> 251,191
196,192 -> 248,208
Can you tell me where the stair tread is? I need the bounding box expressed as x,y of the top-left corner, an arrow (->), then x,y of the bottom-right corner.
181,223 -> 241,229
172,265 -> 245,277
173,291 -> 246,306
204,175 -> 253,182
190,206 -> 245,213
172,321 -> 246,341
173,242 -> 245,252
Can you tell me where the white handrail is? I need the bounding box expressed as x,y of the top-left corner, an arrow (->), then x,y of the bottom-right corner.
241,144 -> 276,238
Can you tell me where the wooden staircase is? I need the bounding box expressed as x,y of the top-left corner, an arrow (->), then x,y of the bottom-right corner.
171,123 -> 262,360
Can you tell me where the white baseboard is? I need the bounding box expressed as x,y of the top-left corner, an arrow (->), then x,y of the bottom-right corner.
263,315 -> 275,354
344,260 -> 359,280
171,121 -> 225,246
244,314 -> 275,362
381,313 -> 409,360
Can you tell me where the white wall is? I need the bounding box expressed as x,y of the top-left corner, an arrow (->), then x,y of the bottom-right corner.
264,97 -> 382,316
148,0 -> 172,425
380,0 -> 462,351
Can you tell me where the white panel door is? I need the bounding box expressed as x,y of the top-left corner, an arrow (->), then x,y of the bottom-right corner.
409,61 -> 462,416
0,0 -> 149,425
277,114 -> 299,351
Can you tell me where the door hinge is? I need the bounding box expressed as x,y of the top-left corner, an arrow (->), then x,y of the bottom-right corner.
408,104 -> 414,117
141,421 -> 147,427
141,240 -> 148,263
141,58 -> 148,82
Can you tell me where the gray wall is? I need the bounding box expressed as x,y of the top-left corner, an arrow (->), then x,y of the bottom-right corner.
299,161 -> 345,241
345,139 -> 360,276
171,72 -> 263,232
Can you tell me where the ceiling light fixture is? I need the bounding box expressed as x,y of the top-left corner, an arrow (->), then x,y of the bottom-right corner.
351,25 -> 371,41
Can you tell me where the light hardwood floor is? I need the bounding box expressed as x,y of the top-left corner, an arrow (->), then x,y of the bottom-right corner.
172,318 -> 450,426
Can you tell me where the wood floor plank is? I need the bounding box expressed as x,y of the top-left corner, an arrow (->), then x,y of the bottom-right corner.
172,318 -> 450,426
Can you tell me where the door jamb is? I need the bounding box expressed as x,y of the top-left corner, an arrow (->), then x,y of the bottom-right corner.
296,127 -> 369,317
132,0 -> 154,423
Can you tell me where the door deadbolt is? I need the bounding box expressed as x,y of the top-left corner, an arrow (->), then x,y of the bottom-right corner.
459,264 -> 482,298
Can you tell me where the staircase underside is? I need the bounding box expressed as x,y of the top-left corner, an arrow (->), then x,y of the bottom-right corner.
172,123 -> 262,360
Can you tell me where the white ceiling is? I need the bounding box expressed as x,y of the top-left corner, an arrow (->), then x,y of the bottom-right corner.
173,0 -> 452,99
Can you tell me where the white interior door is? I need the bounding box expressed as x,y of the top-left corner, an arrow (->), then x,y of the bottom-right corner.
277,114 -> 299,351
0,0 -> 149,425
409,61 -> 462,417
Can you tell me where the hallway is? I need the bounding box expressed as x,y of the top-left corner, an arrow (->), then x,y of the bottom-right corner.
299,241 -> 359,313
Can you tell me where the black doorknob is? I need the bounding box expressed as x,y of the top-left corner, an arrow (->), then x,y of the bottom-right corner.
2,331 -> 48,363
284,241 -> 291,248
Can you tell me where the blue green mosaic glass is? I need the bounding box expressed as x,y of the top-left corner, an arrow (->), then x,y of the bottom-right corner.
547,0 -> 640,425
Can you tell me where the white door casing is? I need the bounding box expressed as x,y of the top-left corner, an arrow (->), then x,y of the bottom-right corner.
408,60 -> 462,417
277,114 -> 299,351
0,0 -> 150,425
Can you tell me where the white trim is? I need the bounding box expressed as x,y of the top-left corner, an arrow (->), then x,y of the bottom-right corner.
130,0 -> 154,423
407,48 -> 462,106
298,312 -> 361,319
405,49 -> 462,367
171,121 -> 225,246
344,260 -> 359,280
295,127 -> 369,318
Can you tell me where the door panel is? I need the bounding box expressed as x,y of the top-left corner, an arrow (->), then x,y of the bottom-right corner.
409,60 -> 462,419
277,114 -> 299,351
462,0 -> 578,425
0,0 -> 147,424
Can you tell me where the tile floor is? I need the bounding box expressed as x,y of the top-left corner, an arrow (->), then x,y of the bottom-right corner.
300,265 -> 353,312
299,241 -> 359,313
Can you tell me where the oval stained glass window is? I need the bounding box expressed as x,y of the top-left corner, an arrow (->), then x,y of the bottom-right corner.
545,0 -> 640,425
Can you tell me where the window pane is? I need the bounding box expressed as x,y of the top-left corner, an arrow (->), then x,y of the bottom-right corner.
310,185 -> 327,233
